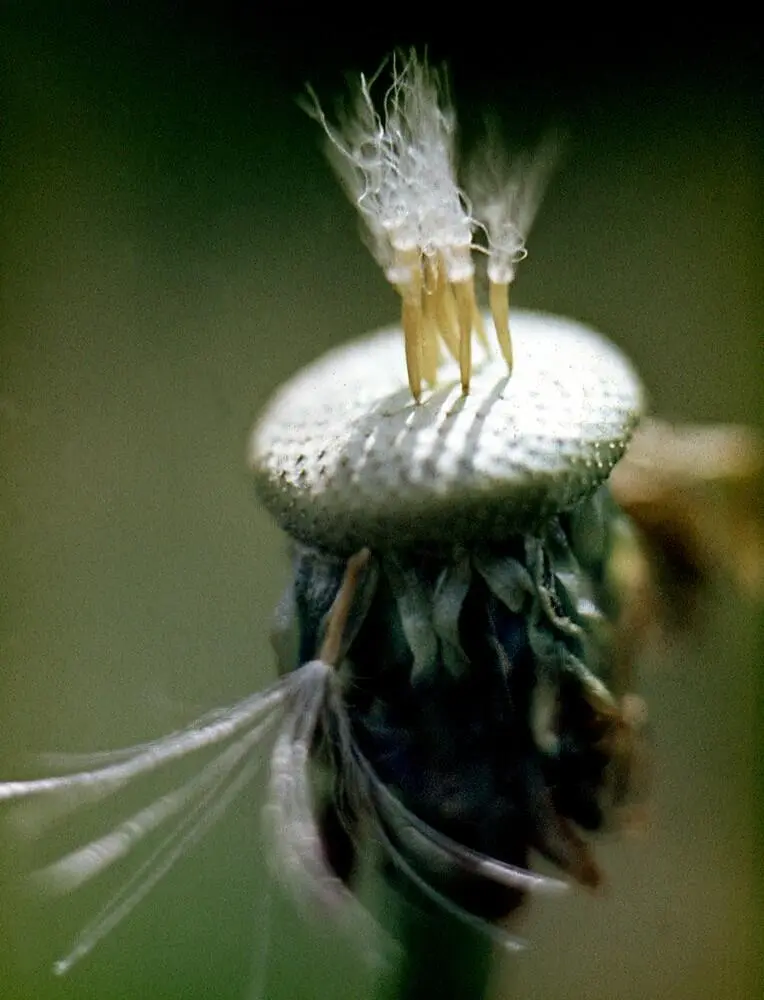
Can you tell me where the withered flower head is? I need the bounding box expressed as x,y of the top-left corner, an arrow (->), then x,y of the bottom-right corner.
248,296 -> 646,938
611,418 -> 764,633
0,52 -> 649,974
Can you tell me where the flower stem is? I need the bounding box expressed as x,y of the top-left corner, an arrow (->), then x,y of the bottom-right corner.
372,869 -> 495,1000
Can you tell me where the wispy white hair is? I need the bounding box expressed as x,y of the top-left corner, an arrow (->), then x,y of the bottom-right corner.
468,128 -> 560,284
305,52 -> 475,287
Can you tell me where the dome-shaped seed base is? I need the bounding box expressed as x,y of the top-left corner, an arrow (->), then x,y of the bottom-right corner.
250,311 -> 644,552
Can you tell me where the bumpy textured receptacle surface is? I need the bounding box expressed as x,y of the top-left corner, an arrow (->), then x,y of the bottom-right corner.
250,310 -> 644,551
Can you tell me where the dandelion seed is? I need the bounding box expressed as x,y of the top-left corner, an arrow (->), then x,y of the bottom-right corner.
468,128 -> 560,373
306,52 -> 493,397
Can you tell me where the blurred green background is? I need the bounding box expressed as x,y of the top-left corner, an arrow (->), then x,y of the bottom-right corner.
1,10 -> 761,999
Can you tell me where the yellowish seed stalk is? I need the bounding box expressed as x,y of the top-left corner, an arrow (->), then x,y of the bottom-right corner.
432,257 -> 460,362
401,293 -> 423,401
420,285 -> 440,387
472,298 -> 488,352
401,298 -> 422,403
394,250 -> 425,401
489,279 -> 513,374
452,279 -> 474,394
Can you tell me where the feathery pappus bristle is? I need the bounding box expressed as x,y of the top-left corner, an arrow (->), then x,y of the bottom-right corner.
306,52 -> 501,399
306,54 -> 559,400
468,130 -> 560,373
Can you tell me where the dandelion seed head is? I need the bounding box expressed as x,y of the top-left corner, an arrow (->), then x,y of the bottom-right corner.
307,51 -> 495,397
250,288 -> 648,935
0,52 -> 654,980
